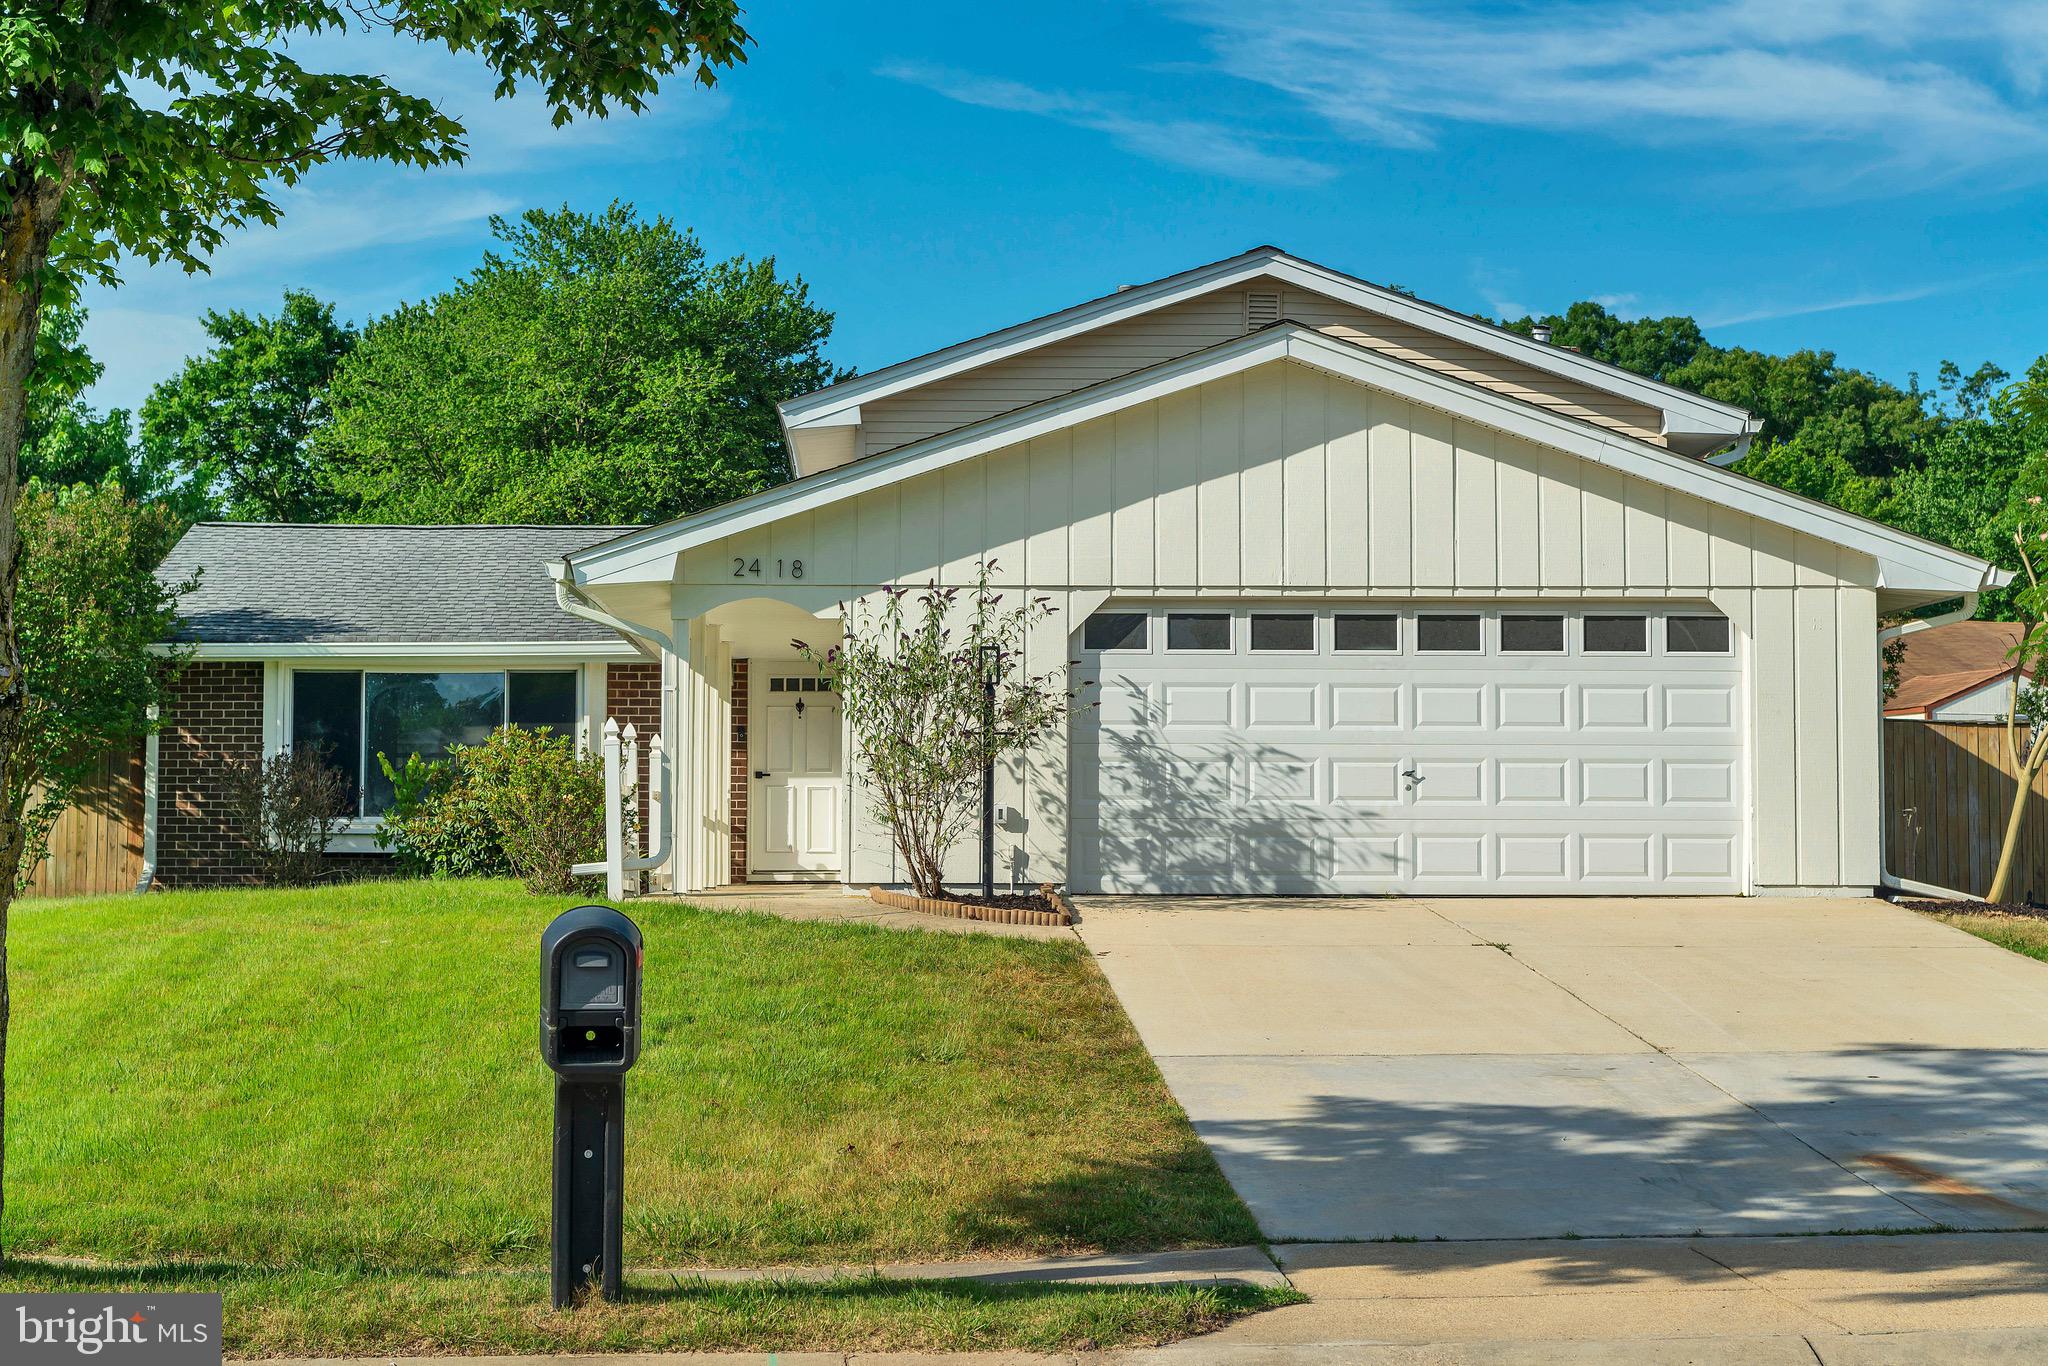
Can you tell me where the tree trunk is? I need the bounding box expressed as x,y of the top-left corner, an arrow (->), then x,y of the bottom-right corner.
0,152 -> 70,1263
1988,746 -> 2043,905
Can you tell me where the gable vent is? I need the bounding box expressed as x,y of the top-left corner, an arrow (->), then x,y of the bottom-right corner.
1244,289 -> 1283,331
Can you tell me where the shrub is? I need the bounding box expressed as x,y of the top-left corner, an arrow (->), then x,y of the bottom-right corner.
374,751 -> 511,880
457,726 -> 605,894
220,746 -> 351,886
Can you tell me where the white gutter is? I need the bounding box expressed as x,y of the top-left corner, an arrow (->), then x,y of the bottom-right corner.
1702,419 -> 1765,468
549,560 -> 674,656
1877,591 -> 1989,901
134,704 -> 160,894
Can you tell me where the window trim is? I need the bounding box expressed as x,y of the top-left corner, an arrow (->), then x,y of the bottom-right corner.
1082,611 -> 1152,654
1415,612 -> 1485,655
1665,614 -> 1734,655
284,663 -> 586,827
1165,611 -> 1235,653
1332,612 -> 1402,654
1248,612 -> 1318,654
1498,613 -> 1567,655
1581,613 -> 1651,656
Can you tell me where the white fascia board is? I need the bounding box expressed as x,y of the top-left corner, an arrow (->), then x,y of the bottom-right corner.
171,639 -> 643,660
1261,256 -> 1754,436
575,324 -> 1999,594
779,248 -> 1278,425
780,247 -> 1753,440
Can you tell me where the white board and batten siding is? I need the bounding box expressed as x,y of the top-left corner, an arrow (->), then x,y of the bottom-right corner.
679,359 -> 1881,895
854,283 -> 1668,459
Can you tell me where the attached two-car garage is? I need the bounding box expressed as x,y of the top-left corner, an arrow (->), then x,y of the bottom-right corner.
1071,604 -> 1744,895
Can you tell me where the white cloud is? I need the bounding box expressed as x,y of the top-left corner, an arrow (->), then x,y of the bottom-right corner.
1173,0 -> 2048,191
880,64 -> 1336,184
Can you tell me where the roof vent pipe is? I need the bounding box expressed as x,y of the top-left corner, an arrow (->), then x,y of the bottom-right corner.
1531,322 -> 1553,344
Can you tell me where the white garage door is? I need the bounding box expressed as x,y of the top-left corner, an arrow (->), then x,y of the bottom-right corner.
1071,605 -> 1744,895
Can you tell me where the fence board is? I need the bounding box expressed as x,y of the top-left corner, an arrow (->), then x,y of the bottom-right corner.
23,745 -> 144,898
1884,720 -> 2048,901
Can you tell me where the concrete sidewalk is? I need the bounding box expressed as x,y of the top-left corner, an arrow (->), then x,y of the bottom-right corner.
250,1232 -> 2048,1364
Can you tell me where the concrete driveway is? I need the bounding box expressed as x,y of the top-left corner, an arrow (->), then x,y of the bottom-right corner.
1077,896 -> 2048,1242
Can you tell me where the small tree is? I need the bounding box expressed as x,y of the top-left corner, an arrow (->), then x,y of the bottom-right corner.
1990,511 -> 2048,903
800,561 -> 1075,899
12,484 -> 190,891
222,746 -> 352,887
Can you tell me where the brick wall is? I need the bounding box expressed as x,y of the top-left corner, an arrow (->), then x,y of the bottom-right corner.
729,659 -> 748,882
156,661 -> 265,888
605,661 -> 662,833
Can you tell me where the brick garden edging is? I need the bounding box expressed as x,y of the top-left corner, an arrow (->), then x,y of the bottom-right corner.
869,885 -> 1076,927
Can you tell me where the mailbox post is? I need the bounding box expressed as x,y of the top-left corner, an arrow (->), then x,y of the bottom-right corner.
540,905 -> 644,1308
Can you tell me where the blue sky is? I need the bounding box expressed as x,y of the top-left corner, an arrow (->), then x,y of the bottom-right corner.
82,0 -> 2048,414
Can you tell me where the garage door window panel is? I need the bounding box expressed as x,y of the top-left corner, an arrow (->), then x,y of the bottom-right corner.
1250,613 -> 1316,652
1167,613 -> 1233,651
1583,615 -> 1649,654
1417,614 -> 1483,653
1334,613 -> 1399,653
1667,615 -> 1732,654
1500,614 -> 1565,653
1085,612 -> 1150,652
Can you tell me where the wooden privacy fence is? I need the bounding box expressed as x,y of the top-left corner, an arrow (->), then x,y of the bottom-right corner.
1885,720 -> 2048,902
23,745 -> 144,898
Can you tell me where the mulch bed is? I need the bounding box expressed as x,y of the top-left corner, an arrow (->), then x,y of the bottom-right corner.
1892,896 -> 2048,920
869,884 -> 1076,927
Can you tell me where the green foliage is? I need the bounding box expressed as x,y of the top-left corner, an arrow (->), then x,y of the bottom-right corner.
800,561 -> 1075,899
319,203 -> 841,523
140,291 -> 356,521
13,484 -> 190,888
454,725 -> 604,893
13,2 -> 751,299
373,752 -> 512,880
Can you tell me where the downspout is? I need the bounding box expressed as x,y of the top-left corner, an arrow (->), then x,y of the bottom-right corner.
549,560 -> 674,656
133,703 -> 160,893
1702,417 -> 1764,468
1876,590 -> 1987,901
552,559 -> 680,892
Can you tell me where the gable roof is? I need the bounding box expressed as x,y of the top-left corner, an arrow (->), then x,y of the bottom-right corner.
572,321 -> 2003,598
1884,620 -> 2029,714
778,246 -> 1759,473
162,523 -> 642,654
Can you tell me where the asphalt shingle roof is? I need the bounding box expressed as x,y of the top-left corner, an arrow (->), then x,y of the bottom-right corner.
158,523 -> 641,645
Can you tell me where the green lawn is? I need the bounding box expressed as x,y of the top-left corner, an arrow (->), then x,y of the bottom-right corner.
4,1259 -> 1299,1356
2,879 -> 1272,1351
1922,907 -> 2048,964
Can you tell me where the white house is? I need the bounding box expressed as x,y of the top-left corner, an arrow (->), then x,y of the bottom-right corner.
546,247 -> 2006,899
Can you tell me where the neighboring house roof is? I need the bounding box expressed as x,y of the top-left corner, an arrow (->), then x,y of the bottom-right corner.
777,246 -> 1762,476
1885,620 -> 2029,716
161,523 -> 642,651
570,321 -> 2005,600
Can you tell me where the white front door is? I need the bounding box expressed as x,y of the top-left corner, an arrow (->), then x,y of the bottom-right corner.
749,672 -> 844,875
1072,604 -> 1745,895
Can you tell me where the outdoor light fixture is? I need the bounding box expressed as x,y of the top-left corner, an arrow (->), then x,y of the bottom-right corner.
540,904 -> 644,1308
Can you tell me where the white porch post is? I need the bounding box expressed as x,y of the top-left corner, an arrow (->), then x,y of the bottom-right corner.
600,717 -> 624,901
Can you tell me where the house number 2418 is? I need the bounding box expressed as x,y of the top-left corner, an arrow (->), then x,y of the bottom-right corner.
732,557 -> 804,579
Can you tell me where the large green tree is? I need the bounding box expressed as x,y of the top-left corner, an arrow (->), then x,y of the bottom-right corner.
0,0 -> 750,1256
320,203 -> 841,523
141,290 -> 356,521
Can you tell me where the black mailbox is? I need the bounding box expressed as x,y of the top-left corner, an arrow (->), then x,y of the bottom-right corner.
540,904 -> 644,1308
541,904 -> 643,1076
